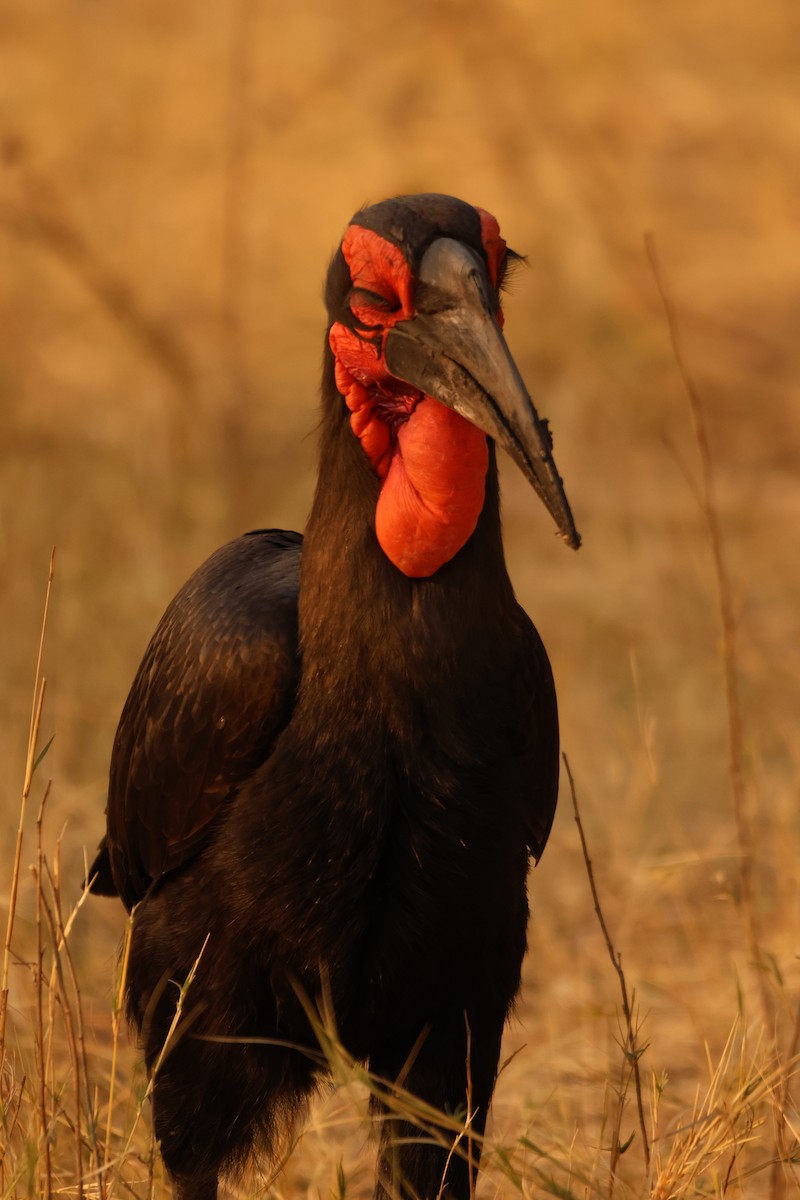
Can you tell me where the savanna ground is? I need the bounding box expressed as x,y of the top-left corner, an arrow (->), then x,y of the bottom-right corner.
1,1 -> 799,1196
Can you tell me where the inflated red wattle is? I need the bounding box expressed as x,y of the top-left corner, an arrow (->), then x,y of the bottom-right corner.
376,399 -> 488,578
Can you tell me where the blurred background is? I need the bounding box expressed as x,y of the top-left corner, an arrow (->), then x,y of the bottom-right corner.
1,0 -> 798,1193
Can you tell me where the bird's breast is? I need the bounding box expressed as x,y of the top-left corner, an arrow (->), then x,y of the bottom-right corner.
226,732 -> 529,1025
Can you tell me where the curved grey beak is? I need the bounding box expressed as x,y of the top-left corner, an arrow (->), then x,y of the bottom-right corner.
384,237 -> 580,550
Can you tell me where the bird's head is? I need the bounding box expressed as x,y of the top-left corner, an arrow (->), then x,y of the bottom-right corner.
326,194 -> 580,577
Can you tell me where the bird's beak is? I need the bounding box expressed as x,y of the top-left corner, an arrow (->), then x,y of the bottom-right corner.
384,237 -> 580,550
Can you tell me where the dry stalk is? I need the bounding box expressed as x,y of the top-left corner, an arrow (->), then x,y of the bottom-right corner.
608,1036 -> 634,1190
104,910 -> 134,1186
145,936 -> 211,1089
116,931 -> 212,1172
48,838 -> 102,1188
563,752 -> 651,1190
38,863 -> 85,1200
0,1068 -> 25,1159
147,1129 -> 157,1200
644,236 -> 770,1027
35,783 -> 54,1200
0,547 -> 55,1067
435,1014 -> 477,1200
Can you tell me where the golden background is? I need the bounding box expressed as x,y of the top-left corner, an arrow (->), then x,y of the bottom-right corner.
1,0 -> 798,1194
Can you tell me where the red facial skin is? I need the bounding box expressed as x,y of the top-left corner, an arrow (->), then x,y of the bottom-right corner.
475,207 -> 506,328
329,216 -> 507,578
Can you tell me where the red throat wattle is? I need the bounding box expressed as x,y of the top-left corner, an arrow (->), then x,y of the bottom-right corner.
329,216 -> 506,579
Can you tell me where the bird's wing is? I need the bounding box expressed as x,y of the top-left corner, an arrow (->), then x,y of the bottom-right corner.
98,529 -> 302,909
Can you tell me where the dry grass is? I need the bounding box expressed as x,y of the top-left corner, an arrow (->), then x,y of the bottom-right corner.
1,0 -> 799,1196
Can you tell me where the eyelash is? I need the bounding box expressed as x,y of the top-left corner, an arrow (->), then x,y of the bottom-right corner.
497,250 -> 525,292
350,288 -> 400,313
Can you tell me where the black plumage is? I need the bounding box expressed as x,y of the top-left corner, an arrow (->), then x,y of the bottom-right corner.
89,194 -> 578,1200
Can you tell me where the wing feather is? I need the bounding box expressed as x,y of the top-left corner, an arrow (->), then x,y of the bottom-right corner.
98,530 -> 302,908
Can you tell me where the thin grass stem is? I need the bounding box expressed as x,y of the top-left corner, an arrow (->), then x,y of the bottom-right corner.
0,548 -> 55,1069
564,752 -> 651,1185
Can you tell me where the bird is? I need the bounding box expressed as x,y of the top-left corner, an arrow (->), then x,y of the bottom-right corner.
88,193 -> 580,1200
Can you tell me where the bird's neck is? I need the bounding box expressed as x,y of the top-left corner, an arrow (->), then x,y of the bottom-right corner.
295,351 -> 517,720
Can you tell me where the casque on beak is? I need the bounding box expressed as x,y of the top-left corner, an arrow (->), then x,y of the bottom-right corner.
384,237 -> 580,550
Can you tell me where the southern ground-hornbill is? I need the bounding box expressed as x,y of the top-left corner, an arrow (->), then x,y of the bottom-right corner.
89,193 -> 579,1200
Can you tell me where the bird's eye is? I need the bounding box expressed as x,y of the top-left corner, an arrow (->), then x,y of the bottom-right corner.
350,288 -> 400,313
349,286 -> 402,328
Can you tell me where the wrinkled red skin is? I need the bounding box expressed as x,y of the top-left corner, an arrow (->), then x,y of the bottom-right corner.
329,216 -> 506,578
377,398 -> 489,578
